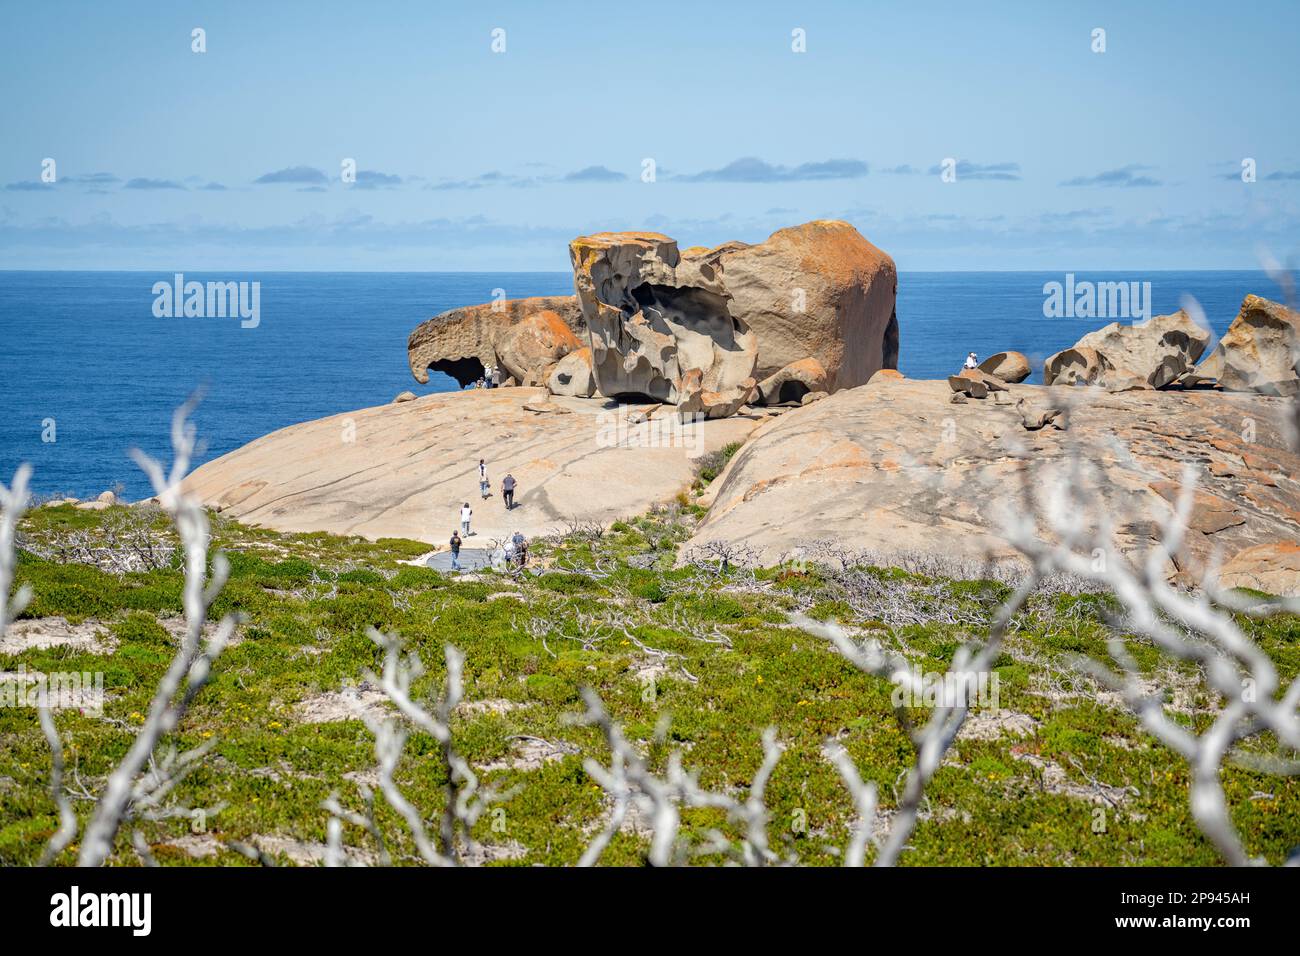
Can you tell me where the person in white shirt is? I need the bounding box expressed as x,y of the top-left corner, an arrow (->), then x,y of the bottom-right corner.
460,502 -> 473,535
963,352 -> 979,370
478,459 -> 490,499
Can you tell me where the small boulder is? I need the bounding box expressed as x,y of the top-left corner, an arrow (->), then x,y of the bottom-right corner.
547,347 -> 597,398
1016,398 -> 1068,431
978,351 -> 1031,384
753,358 -> 829,406
392,391 -> 417,403
957,367 -> 1008,392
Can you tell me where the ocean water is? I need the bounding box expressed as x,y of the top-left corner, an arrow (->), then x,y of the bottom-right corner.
0,269 -> 1287,500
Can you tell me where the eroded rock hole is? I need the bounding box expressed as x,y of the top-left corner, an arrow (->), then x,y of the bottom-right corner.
628,283 -> 739,346
431,356 -> 487,389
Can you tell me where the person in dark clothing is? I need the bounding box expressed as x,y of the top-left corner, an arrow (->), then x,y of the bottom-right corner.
502,473 -> 517,509
511,530 -> 528,567
449,530 -> 462,571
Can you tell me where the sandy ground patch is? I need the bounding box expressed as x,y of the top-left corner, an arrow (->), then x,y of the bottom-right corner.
0,617 -> 115,655
294,683 -> 392,724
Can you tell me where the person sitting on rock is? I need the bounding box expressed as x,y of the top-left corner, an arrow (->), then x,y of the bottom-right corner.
511,530 -> 528,567
501,472 -> 517,510
449,529 -> 462,571
460,502 -> 473,536
963,351 -> 979,370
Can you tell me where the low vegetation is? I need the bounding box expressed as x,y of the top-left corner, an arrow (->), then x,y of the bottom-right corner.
2,501 -> 1297,866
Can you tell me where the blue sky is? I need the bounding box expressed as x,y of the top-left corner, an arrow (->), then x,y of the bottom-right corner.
2,0 -> 1298,271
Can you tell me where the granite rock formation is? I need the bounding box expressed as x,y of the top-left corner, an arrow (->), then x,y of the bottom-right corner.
569,231 -> 759,405
1044,311 -> 1210,389
1197,294 -> 1300,396
407,295 -> 584,389
686,376 -> 1300,595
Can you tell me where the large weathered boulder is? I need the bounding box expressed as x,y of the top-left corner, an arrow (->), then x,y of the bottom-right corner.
569,231 -> 759,404
495,309 -> 583,386
978,351 -> 1031,383
1045,311 -> 1210,390
682,220 -> 898,389
547,346 -> 597,398
753,358 -> 829,406
1077,309 -> 1210,387
1197,294 -> 1300,396
686,377 -> 1300,594
407,295 -> 584,388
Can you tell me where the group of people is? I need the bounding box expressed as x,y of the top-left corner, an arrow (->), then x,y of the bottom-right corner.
471,365 -> 504,389
477,458 -> 517,508
446,457 -> 525,571
447,526 -> 528,571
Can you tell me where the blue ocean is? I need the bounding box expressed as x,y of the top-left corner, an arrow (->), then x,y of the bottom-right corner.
0,270 -> 1288,499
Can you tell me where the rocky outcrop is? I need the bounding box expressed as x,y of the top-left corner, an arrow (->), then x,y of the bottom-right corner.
1218,541 -> 1300,597
407,295 -> 584,388
412,221 -> 896,418
1044,311 -> 1210,389
547,347 -> 597,398
686,376 -> 1300,594
1197,294 -> 1300,396
979,351 -> 1031,384
754,358 -> 829,406
681,220 -> 898,390
569,231 -> 759,404
183,389 -> 759,542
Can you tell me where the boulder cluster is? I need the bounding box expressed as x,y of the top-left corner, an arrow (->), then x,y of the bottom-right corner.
407,220 -> 899,418
1043,295 -> 1300,395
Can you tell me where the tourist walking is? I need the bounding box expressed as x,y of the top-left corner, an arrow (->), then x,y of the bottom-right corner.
491,366 -> 503,388
511,530 -> 528,567
460,502 -> 473,536
501,472 -> 517,510
449,529 -> 462,571
478,458 -> 490,499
